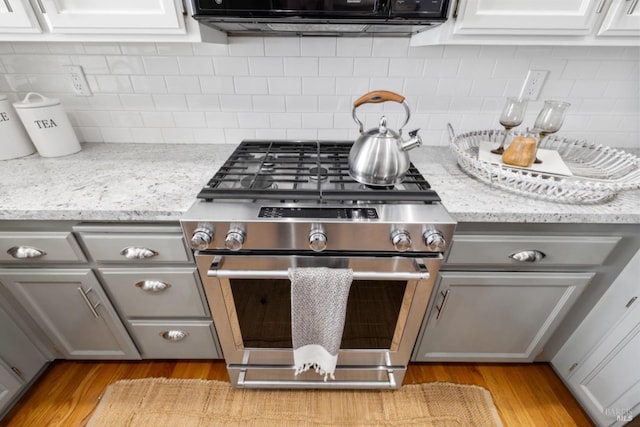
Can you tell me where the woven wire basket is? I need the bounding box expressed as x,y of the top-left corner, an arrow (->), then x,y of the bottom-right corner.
448,124 -> 640,204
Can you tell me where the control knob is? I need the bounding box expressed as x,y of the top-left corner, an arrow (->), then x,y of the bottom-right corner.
224,226 -> 246,251
309,224 -> 327,252
423,230 -> 446,252
190,226 -> 213,250
391,229 -> 412,252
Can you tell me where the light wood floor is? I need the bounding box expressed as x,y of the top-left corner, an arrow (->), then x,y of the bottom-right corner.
1,360 -> 593,427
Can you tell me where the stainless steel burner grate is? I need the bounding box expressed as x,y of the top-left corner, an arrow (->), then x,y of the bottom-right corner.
197,140 -> 439,203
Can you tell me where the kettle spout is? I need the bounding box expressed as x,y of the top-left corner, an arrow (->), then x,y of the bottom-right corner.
401,129 -> 422,151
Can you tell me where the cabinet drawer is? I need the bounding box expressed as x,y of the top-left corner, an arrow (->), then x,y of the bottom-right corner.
100,268 -> 208,318
79,233 -> 191,263
0,232 -> 86,263
446,234 -> 621,266
129,320 -> 219,359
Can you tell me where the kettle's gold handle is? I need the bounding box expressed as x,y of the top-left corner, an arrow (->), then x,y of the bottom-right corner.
353,90 -> 405,107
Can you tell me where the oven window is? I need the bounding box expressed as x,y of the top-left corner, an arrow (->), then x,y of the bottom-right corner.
230,279 -> 406,349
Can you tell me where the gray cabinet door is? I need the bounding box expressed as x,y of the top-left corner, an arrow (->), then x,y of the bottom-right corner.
414,271 -> 593,362
0,360 -> 23,415
0,304 -> 48,384
0,269 -> 140,360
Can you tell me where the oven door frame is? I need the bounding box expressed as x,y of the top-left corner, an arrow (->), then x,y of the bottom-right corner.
195,253 -> 442,388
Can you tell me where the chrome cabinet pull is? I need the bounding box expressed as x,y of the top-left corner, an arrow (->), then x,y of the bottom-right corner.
135,280 -> 171,292
120,246 -> 158,259
7,246 -> 47,259
3,0 -> 13,12
77,287 -> 101,318
11,367 -> 23,378
160,330 -> 189,341
628,0 -> 639,15
436,289 -> 450,320
596,0 -> 608,13
509,250 -> 546,263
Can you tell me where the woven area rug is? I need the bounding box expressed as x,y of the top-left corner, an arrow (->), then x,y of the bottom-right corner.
87,378 -> 502,426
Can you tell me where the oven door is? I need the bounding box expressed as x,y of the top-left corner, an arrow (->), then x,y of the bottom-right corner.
195,254 -> 441,388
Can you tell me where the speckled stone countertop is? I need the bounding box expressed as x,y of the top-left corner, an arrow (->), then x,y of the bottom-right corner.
1,142 -> 638,223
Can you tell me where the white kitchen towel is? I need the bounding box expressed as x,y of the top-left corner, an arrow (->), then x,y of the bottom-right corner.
289,267 -> 353,381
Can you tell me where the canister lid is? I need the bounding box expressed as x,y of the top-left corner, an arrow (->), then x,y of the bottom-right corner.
13,92 -> 60,109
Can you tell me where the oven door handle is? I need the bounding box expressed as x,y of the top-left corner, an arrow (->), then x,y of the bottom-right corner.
208,264 -> 430,281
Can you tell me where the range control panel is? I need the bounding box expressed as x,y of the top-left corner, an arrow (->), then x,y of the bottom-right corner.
259,207 -> 379,220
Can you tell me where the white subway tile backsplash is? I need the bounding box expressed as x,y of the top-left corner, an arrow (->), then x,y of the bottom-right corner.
319,58 -> 354,77
337,38 -> 373,57
268,77 -> 301,95
213,57 -> 249,76
249,57 -> 284,76
206,112 -> 239,128
0,41 -> 636,148
301,112 -> 333,129
142,112 -> 175,128
302,77 -> 336,95
186,94 -> 221,111
152,94 -> 188,111
436,79 -> 472,97
253,95 -> 286,112
173,112 -> 207,128
271,112 -> 301,128
92,75 -> 133,93
131,76 -> 167,94
372,38 -> 409,57
228,37 -> 264,57
285,95 -> 318,112
119,94 -> 155,110
177,56 -> 214,75
265,38 -> 300,57
284,57 -> 318,76
143,56 -> 180,75
165,76 -> 200,94
162,127 -> 194,144
218,94 -> 252,111
110,111 -> 143,127
389,58 -> 424,78
193,128 -> 226,144
335,77 -> 370,96
107,55 -> 145,75
234,77 -> 269,95
131,127 -> 164,144
301,38 -> 336,57
200,76 -> 235,94
354,58 -> 389,77
238,112 -> 271,129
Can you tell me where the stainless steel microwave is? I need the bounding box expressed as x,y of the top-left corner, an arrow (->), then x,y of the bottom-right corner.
189,0 -> 450,37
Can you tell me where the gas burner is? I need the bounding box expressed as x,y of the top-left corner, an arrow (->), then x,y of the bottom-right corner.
363,184 -> 395,191
308,166 -> 328,182
240,175 -> 275,190
197,140 -> 440,203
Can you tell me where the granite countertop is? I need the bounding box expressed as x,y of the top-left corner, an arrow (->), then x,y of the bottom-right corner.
1,142 -> 638,224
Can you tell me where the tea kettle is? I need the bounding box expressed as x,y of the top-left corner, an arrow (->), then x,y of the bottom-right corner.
348,90 -> 422,186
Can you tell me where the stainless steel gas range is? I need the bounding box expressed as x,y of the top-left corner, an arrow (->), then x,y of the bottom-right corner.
181,140 -> 456,389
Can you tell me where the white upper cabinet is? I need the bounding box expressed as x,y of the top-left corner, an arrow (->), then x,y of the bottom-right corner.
40,0 -> 185,34
598,0 -> 640,36
0,0 -> 41,33
0,0 -> 205,42
411,0 -> 640,45
452,0 -> 601,35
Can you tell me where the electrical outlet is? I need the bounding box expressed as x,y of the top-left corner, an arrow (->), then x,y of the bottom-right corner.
66,65 -> 92,96
519,69 -> 548,100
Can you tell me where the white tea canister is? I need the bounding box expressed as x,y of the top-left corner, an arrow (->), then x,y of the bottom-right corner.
0,94 -> 36,160
13,92 -> 81,158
